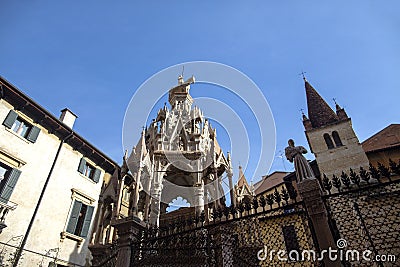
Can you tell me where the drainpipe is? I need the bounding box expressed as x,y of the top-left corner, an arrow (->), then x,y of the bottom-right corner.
13,132 -> 74,267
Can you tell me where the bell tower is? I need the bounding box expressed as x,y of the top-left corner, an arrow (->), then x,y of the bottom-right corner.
302,78 -> 369,178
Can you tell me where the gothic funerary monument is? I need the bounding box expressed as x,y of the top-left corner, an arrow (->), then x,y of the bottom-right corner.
125,74 -> 234,226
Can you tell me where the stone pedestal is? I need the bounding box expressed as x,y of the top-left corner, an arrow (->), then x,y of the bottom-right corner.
112,216 -> 146,267
297,179 -> 340,267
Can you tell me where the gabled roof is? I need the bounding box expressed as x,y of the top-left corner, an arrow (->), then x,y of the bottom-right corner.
362,124 -> 400,153
305,80 -> 339,128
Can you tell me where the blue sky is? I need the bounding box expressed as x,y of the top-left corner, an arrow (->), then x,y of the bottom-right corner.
1,1 -> 399,184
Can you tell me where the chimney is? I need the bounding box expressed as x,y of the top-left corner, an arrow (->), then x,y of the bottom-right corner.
60,108 -> 77,129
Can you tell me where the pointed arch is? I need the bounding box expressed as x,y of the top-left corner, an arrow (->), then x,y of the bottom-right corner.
332,131 -> 343,147
323,133 -> 334,149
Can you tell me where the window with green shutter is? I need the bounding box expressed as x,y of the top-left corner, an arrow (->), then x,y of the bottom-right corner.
92,169 -> 101,183
81,205 -> 94,237
0,162 -> 21,203
2,110 -> 40,143
66,200 -> 82,234
2,110 -> 18,128
26,126 -> 40,143
77,158 -> 101,183
66,200 -> 95,238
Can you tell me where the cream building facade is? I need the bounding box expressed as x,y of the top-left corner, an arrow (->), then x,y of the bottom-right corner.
0,76 -> 118,267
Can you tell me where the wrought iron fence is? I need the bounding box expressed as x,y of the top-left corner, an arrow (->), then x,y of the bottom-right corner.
322,160 -> 400,267
130,195 -> 318,267
321,160 -> 400,195
103,161 -> 400,266
91,243 -> 118,267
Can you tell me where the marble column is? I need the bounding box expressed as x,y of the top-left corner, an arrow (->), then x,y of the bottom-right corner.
194,179 -> 204,216
227,172 -> 236,207
149,171 -> 164,226
143,168 -> 154,222
131,167 -> 142,215
213,169 -> 222,208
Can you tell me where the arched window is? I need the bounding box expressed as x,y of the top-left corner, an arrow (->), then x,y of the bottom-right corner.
324,133 -> 334,149
332,131 -> 343,147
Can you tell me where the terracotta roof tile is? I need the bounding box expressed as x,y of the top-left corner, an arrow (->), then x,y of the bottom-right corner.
362,124 -> 400,153
254,171 -> 288,195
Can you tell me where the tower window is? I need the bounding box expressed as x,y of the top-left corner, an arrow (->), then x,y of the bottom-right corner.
323,133 -> 334,149
332,131 -> 343,147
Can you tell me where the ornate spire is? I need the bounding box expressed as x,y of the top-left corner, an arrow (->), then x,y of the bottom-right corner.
236,166 -> 253,201
305,80 -> 338,129
237,166 -> 250,189
301,109 -> 312,130
121,150 -> 129,176
334,99 -> 349,120
135,127 -> 147,161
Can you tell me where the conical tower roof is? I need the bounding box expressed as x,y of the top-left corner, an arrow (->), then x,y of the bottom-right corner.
305,80 -> 338,128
